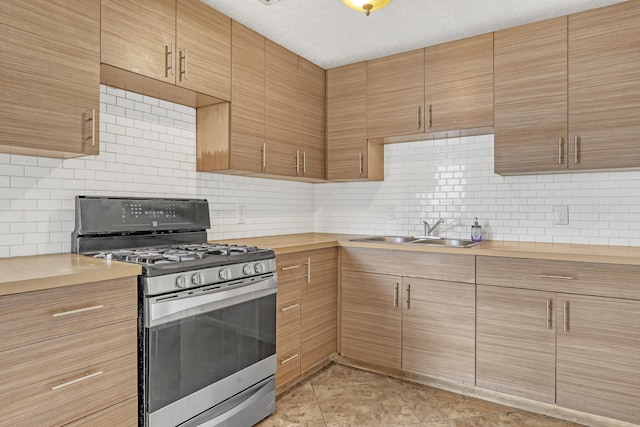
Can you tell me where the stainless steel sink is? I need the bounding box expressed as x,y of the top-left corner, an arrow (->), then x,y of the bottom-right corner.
350,236 -> 419,244
409,238 -> 482,248
350,236 -> 482,248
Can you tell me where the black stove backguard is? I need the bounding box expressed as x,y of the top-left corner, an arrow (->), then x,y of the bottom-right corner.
71,196 -> 210,254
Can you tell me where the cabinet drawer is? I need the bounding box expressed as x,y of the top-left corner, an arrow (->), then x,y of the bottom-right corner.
65,396 -> 137,427
276,253 -> 305,281
0,319 -> 137,426
276,329 -> 300,387
342,247 -> 475,283
477,256 -> 640,300
0,276 -> 137,352
277,277 -> 301,335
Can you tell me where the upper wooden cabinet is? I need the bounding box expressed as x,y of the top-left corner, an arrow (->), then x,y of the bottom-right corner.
494,17 -> 568,175
567,1 -> 640,171
0,0 -> 100,158
425,33 -> 494,132
101,0 -> 231,101
297,57 -> 326,180
366,49 -> 425,139
327,62 -> 384,181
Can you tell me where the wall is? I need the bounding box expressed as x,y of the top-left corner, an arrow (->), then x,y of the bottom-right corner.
315,135 -> 640,246
0,86 -> 314,258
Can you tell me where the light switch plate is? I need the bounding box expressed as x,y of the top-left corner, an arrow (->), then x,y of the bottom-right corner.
385,204 -> 395,220
237,206 -> 246,224
553,205 -> 569,225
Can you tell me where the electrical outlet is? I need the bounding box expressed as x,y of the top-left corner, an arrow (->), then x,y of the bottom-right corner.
553,205 -> 569,225
237,206 -> 246,224
385,204 -> 395,220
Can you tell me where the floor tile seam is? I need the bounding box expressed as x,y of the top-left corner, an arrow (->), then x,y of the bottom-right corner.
310,378 -> 331,426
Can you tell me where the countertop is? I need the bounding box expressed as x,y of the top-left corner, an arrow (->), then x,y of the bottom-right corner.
3,233 -> 640,297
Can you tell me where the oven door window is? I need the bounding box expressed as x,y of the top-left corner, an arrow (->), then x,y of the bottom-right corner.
146,293 -> 276,412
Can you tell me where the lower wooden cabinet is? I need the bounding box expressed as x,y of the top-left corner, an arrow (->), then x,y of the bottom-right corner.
0,277 -> 138,425
65,397 -> 138,427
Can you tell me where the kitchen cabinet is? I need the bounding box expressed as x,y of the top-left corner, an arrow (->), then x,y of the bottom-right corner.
265,40 -> 299,177
476,256 -> 640,424
101,0 -> 231,101
366,49 -> 425,139
327,62 -> 384,181
424,33 -> 493,133
0,0 -> 100,158
493,17 -> 568,175
567,1 -> 640,171
0,277 -> 138,425
297,57 -> 326,181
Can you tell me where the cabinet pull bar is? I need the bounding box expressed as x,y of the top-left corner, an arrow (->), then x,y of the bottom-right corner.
279,353 -> 299,365
563,301 -> 569,332
546,299 -> 552,329
52,371 -> 103,391
416,105 -> 421,129
183,48 -> 188,80
394,283 -> 399,308
295,150 -> 300,173
427,104 -> 432,129
262,143 -> 266,171
303,151 -> 306,174
88,108 -> 96,146
539,275 -> 574,280
574,136 -> 579,164
358,153 -> 363,175
306,257 -> 311,283
280,265 -> 301,271
165,44 -> 174,77
558,137 -> 562,165
280,304 -> 299,312
406,284 -> 411,310
52,304 -> 104,318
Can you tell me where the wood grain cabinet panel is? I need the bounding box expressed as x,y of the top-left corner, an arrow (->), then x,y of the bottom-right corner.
367,49 -> 425,139
65,396 -> 138,427
493,17 -> 568,175
327,62 -> 384,181
0,0 -> 100,157
297,57 -> 326,180
568,1 -> 640,171
556,294 -> 640,425
425,33 -> 494,132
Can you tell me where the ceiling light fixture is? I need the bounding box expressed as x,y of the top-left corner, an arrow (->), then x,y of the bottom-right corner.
342,0 -> 392,16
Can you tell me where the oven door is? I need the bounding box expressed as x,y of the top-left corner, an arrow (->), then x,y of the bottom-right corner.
143,274 -> 277,427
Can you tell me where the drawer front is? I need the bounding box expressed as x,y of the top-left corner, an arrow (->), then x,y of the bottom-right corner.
65,396 -> 138,427
276,253 -> 305,281
0,276 -> 137,352
342,247 -> 475,283
276,329 -> 301,387
477,256 -> 640,300
0,319 -> 137,426
277,277 -> 301,335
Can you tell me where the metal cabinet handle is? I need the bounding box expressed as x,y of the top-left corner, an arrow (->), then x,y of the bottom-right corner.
539,275 -> 575,280
574,136 -> 579,164
305,257 -> 311,283
358,153 -> 363,175
87,108 -> 96,146
280,265 -> 301,271
393,283 -> 399,308
427,104 -> 432,129
303,151 -> 306,174
563,301 -> 569,332
52,371 -> 103,391
165,44 -> 174,77
179,48 -> 188,81
280,303 -> 299,312
546,299 -> 552,330
558,137 -> 563,165
262,143 -> 266,171
416,105 -> 421,129
406,283 -> 411,310
295,150 -> 300,174
53,304 -> 104,318
279,353 -> 299,365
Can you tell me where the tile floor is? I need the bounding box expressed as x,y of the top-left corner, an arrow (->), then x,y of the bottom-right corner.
257,364 -> 584,427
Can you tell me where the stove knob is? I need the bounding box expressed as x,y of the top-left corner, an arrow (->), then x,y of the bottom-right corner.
191,272 -> 205,286
176,275 -> 189,288
254,262 -> 265,274
219,268 -> 232,281
243,264 -> 254,275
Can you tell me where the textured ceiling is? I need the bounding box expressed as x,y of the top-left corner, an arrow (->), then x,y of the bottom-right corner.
200,0 -> 627,69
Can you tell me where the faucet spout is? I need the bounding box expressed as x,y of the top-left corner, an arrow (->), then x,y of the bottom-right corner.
422,218 -> 445,236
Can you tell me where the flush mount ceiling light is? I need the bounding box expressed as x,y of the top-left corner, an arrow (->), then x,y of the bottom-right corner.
342,0 -> 392,16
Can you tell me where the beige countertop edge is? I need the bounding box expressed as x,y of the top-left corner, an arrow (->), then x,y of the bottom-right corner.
0,254 -> 141,297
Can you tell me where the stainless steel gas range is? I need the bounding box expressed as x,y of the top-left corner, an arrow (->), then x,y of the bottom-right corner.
71,196 -> 277,427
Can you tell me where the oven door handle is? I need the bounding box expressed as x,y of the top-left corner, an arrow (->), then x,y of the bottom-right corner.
146,275 -> 277,327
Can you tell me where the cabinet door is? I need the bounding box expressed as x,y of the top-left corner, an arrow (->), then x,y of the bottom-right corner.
568,1 -> 640,170
297,57 -> 326,180
265,40 -> 298,177
493,17 -> 568,175
367,49 -> 425,138
425,33 -> 493,132
402,278 -> 475,385
557,294 -> 640,424
327,62 -> 383,181
101,0 -> 176,84
301,248 -> 337,373
476,286 -> 556,403
0,0 -> 100,157
341,271 -> 402,369
176,0 -> 230,100
229,21 -> 265,173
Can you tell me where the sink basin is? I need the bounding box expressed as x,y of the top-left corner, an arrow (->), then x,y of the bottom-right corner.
351,236 -> 419,244
409,238 -> 482,248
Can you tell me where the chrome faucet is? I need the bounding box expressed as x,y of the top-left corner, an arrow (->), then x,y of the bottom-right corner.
422,218 -> 445,236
